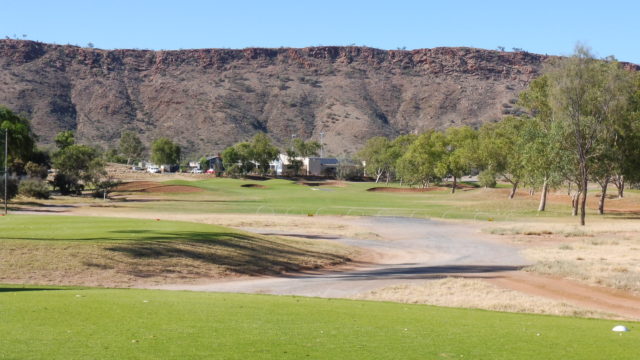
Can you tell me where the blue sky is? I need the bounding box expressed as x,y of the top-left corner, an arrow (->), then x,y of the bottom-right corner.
3,1 -> 639,63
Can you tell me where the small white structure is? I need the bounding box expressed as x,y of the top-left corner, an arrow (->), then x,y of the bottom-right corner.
303,157 -> 338,176
269,154 -> 339,176
612,325 -> 629,332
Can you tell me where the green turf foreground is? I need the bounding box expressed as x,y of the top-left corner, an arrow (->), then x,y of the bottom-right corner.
0,286 -> 638,359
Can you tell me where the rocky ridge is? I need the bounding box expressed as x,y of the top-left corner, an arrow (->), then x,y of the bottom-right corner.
0,39 -> 548,156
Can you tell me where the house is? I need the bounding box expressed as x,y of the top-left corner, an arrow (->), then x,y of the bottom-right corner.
303,157 -> 339,176
270,155 -> 339,176
204,155 -> 225,173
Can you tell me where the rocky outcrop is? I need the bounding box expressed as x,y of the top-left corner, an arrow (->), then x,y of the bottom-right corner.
0,39 -> 551,156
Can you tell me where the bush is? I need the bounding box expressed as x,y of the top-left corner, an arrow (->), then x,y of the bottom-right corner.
18,178 -> 50,199
52,173 -> 83,195
25,161 -> 48,179
0,176 -> 19,201
478,170 -> 497,188
91,178 -> 121,199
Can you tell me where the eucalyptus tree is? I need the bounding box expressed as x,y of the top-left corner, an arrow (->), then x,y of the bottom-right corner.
477,117 -> 527,199
0,106 -> 36,168
357,137 -> 393,183
396,130 -> 444,188
119,131 -> 145,165
250,133 -> 279,176
435,126 -> 477,194
518,76 -> 569,211
545,46 -> 635,225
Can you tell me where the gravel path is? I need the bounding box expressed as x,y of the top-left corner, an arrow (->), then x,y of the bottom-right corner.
154,217 -> 528,297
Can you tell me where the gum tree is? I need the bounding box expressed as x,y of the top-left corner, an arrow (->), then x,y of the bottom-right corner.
545,46 -> 635,225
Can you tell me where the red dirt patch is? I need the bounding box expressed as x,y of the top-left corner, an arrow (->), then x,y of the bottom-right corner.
241,184 -> 266,188
115,181 -> 203,194
367,187 -> 447,193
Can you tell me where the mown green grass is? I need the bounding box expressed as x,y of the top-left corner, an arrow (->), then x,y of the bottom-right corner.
0,214 -> 238,242
0,285 -> 637,359
116,178 -> 580,221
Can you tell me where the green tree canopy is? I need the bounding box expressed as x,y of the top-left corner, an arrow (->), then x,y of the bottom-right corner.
52,144 -> 105,194
151,138 -> 181,166
293,138 -> 321,158
54,130 -> 75,150
543,46 -> 635,224
119,131 -> 145,165
357,137 -> 392,183
435,126 -> 477,193
0,106 -> 36,169
250,133 -> 279,176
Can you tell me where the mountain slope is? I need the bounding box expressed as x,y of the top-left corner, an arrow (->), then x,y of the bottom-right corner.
0,40 -> 545,156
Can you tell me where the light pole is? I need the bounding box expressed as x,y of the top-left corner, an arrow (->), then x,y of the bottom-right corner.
319,132 -> 325,158
4,129 -> 7,215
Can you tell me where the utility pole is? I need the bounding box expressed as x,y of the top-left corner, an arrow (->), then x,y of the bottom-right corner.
4,129 -> 7,215
320,132 -> 325,158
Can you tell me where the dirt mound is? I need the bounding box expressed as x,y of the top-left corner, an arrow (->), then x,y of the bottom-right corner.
241,184 -> 266,189
115,181 -> 160,191
115,181 -> 203,193
367,187 -> 447,193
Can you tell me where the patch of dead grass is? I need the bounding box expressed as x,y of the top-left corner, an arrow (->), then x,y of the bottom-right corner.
0,232 -> 358,288
351,277 -> 614,319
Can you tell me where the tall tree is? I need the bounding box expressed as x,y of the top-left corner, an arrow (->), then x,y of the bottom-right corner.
0,106 -> 36,169
477,117 -> 526,199
119,131 -> 145,165
435,126 -> 477,194
518,76 -> 568,211
545,46 -> 634,225
250,133 -> 279,176
293,138 -> 321,158
52,144 -> 105,194
357,137 -> 392,183
396,131 -> 444,188
151,138 -> 181,168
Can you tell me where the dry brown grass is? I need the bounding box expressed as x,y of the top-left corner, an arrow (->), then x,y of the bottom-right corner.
487,219 -> 640,294
351,277 -> 616,319
0,233 -> 357,288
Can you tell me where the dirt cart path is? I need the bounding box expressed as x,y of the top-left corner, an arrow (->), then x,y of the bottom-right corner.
153,217 -> 527,296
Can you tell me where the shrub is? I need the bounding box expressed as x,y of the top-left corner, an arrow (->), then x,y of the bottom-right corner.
18,178 -> 50,199
25,161 -> 48,179
52,173 -> 83,195
478,170 -> 497,188
0,176 -> 19,201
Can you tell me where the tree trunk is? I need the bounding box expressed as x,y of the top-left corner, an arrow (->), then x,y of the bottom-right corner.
579,174 -> 588,226
508,182 -> 518,199
598,179 -> 609,215
375,169 -> 382,183
538,179 -> 549,212
385,172 -> 390,185
451,176 -> 457,194
567,182 -> 571,196
571,191 -> 580,216
613,175 -> 624,198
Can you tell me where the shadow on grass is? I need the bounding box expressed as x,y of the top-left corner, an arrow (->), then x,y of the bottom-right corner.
101,230 -> 351,277
0,287 -> 66,293
289,265 -> 524,281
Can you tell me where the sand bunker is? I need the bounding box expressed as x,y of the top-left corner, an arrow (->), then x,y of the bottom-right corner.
241,184 -> 267,189
298,181 -> 346,187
